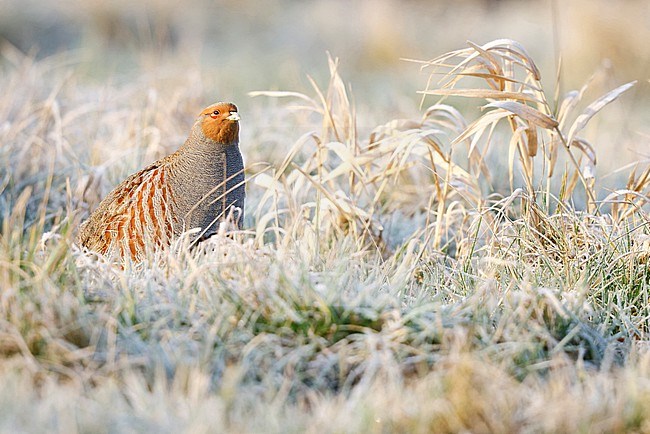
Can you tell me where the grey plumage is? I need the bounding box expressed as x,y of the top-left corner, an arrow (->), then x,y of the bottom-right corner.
169,125 -> 245,238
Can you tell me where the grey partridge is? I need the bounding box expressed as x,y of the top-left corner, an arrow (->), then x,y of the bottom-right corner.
77,102 -> 245,262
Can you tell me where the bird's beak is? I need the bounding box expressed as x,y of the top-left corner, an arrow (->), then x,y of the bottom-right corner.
227,112 -> 240,121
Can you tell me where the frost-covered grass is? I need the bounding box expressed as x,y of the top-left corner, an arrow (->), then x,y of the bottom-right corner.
1,38 -> 649,433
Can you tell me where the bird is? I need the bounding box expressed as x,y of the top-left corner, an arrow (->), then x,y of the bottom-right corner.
77,101 -> 245,262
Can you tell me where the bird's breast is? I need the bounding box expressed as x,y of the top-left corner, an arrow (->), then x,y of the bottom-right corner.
168,147 -> 244,235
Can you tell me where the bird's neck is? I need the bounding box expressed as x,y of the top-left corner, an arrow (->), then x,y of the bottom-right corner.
174,129 -> 239,167
182,126 -> 235,151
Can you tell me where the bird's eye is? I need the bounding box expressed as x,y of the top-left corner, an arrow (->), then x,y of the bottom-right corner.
209,109 -> 220,119
213,110 -> 220,115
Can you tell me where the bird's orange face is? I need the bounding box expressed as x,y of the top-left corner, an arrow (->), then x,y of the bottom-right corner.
200,102 -> 240,144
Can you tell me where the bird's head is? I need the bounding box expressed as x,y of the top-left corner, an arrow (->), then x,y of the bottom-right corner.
198,102 -> 240,144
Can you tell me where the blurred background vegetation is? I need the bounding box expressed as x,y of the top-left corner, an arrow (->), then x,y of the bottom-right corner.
1,0 -> 648,183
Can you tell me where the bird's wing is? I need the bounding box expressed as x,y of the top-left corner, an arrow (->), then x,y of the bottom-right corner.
78,162 -> 178,260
